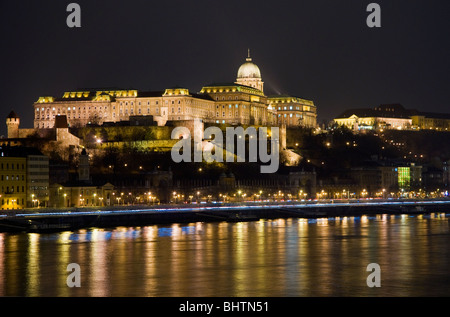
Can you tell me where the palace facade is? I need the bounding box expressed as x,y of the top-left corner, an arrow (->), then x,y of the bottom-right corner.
334,104 -> 450,131
33,53 -> 317,130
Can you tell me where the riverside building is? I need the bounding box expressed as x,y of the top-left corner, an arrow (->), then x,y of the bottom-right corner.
0,146 -> 49,209
334,104 -> 450,131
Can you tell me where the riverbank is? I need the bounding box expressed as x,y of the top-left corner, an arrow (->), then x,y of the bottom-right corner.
1,198 -> 450,233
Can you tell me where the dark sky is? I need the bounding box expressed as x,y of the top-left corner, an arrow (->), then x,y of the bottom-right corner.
1,0 -> 449,135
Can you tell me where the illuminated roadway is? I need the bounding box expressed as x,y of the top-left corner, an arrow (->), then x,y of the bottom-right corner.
2,198 -> 450,219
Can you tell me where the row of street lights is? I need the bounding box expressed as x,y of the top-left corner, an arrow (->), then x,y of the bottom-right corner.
44,186 -> 450,208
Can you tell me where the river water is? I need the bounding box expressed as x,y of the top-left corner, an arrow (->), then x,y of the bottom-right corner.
0,213 -> 449,297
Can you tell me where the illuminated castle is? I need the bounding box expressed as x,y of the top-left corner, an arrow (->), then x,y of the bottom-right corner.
32,52 -> 317,129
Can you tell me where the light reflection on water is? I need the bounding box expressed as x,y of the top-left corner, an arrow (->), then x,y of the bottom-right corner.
0,213 -> 449,297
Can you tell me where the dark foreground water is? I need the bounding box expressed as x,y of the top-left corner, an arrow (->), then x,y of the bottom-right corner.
0,213 -> 449,297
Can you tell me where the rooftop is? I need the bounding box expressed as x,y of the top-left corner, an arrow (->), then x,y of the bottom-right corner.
199,83 -> 265,96
336,104 -> 413,119
336,104 -> 450,120
6,111 -> 19,119
0,145 -> 45,158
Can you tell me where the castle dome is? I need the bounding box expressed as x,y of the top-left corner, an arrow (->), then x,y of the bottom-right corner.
237,50 -> 261,79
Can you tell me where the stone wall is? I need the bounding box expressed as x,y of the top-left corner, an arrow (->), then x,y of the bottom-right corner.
98,139 -> 179,152
77,125 -> 172,142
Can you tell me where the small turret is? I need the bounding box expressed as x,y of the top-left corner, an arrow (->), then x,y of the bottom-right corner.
6,111 -> 20,139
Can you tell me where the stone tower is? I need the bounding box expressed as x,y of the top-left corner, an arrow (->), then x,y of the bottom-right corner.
6,111 -> 20,139
78,148 -> 90,182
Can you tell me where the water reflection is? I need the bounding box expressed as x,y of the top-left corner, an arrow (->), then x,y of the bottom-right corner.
0,214 -> 449,296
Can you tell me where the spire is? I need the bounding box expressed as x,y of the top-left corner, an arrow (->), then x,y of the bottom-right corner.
246,48 -> 252,62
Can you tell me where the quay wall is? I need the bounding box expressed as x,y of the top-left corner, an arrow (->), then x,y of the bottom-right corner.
1,199 -> 449,233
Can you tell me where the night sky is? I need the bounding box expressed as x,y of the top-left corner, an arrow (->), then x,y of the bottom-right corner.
0,0 -> 449,136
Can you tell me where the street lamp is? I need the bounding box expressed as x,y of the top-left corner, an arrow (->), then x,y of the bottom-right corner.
148,192 -> 152,204
361,189 -> 367,199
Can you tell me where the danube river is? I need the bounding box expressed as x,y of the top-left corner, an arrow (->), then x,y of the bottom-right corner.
0,213 -> 449,297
